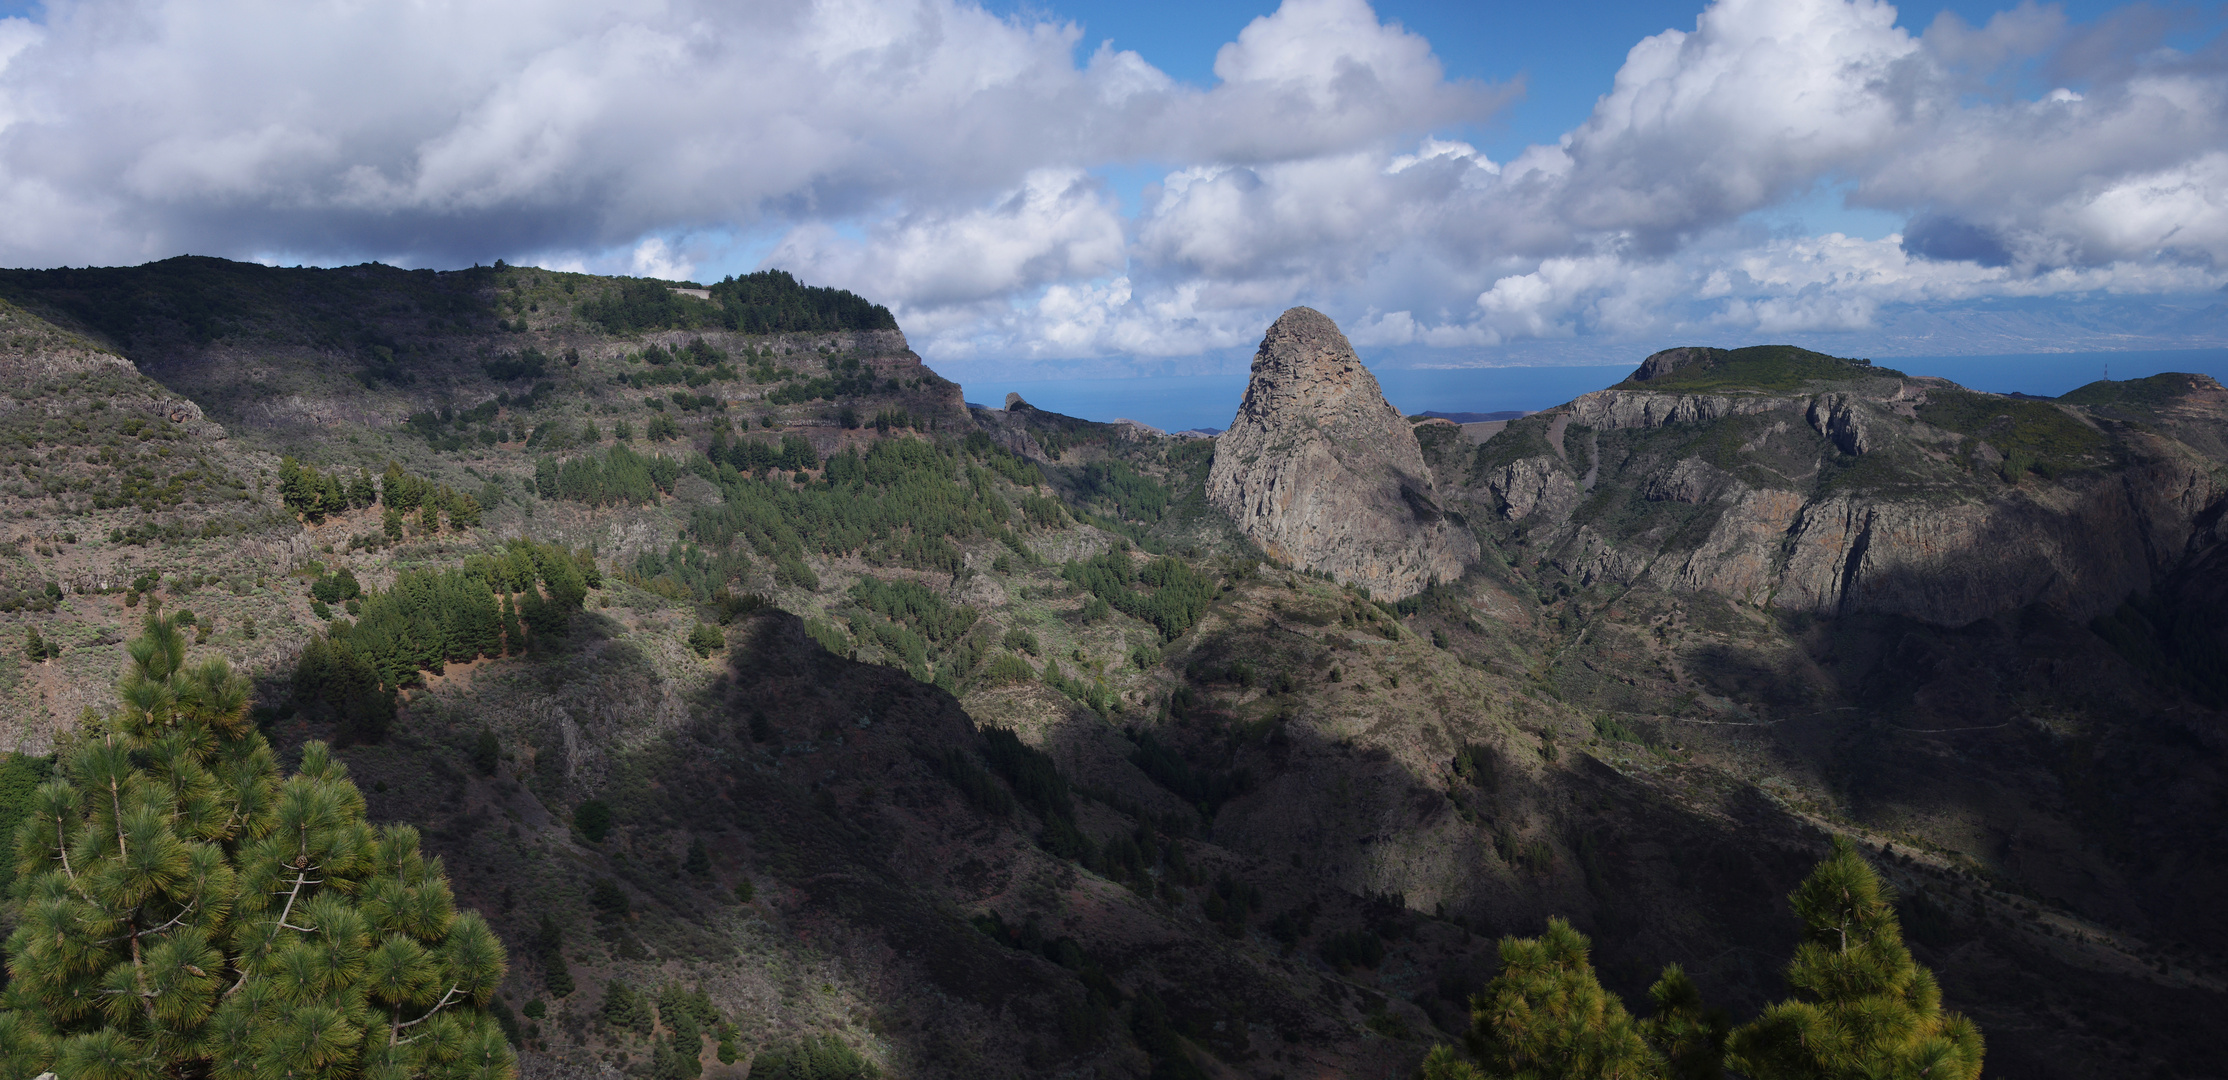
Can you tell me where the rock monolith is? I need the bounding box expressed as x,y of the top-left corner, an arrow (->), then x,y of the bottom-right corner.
1207,307 -> 1476,599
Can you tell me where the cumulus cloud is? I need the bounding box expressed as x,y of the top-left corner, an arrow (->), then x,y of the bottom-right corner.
2,0 -> 2227,368
1556,0 -> 1921,243
769,169 -> 1125,308
1060,0 -> 2228,364
0,0 -> 1499,270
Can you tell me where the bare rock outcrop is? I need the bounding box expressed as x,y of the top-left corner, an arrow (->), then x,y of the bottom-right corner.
1208,307 -> 1476,599
1567,388 -> 1785,430
1485,457 -> 1583,521
1806,393 -> 1873,455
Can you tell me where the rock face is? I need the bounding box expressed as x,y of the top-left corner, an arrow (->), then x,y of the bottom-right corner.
1476,364 -> 2228,627
1208,307 -> 1476,599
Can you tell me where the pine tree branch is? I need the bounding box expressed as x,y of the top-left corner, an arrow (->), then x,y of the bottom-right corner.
226,861 -> 321,997
108,735 -> 129,861
95,897 -> 202,944
49,810 -> 95,903
127,914 -> 157,1022
272,862 -> 318,934
392,986 -> 466,1039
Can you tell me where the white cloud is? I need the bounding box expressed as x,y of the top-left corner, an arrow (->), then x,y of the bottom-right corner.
629,237 -> 694,282
0,0 -> 1501,270
771,169 -> 1126,309
2,0 -> 2227,369
1556,0 -> 1923,242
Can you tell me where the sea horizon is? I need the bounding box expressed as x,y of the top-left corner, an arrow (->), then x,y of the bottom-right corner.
961,348 -> 2228,434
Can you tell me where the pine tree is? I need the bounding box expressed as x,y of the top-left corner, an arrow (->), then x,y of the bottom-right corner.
1725,839 -> 1983,1080
381,462 -> 422,512
350,469 -> 379,510
1423,919 -> 1729,1080
1642,965 -> 1729,1080
23,627 -> 55,663
450,491 -> 483,530
533,916 -> 572,999
277,456 -> 305,513
498,595 -> 523,656
1444,917 -> 1665,1080
0,615 -> 514,1080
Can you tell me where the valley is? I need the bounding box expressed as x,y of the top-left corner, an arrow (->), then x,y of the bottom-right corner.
0,258 -> 2222,1079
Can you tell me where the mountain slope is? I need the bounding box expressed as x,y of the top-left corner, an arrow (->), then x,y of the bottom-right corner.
0,264 -> 2222,1079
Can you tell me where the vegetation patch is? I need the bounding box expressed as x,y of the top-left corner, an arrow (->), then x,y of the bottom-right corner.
576,269 -> 896,335
1916,388 -> 2105,478
1618,345 -> 1904,393
691,438 -> 1041,581
2058,372 -> 2213,409
1061,541 -> 1218,640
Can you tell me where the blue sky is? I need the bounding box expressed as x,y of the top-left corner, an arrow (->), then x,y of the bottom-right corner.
1,0 -> 2225,380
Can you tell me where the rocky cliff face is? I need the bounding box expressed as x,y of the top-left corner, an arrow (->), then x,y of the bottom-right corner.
1471,354 -> 2228,627
1208,307 -> 1475,599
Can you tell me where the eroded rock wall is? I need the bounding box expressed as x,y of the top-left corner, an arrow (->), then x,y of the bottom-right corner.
1486,382 -> 2228,627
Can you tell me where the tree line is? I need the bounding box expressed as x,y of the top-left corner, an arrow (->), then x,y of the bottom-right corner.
576,270 -> 896,335
279,457 -> 482,532
294,539 -> 598,743
706,430 -> 819,474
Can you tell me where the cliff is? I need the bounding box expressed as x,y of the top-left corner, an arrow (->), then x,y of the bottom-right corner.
1470,346 -> 2228,627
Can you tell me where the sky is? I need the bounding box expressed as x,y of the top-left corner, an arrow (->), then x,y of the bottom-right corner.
2,0 -> 2227,383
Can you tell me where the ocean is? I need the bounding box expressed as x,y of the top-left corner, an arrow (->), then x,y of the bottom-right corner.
960,348 -> 2228,433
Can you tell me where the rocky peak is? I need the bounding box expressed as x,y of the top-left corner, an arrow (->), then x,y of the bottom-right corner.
1207,307 -> 1475,599
1631,346 -> 1713,382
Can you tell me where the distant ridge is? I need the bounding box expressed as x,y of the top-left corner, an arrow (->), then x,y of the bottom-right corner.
1418,409 -> 1528,423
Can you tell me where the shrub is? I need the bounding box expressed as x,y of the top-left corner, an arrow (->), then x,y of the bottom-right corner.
978,653 -> 1037,687
687,622 -> 726,658
472,728 -> 500,775
574,798 -> 614,842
